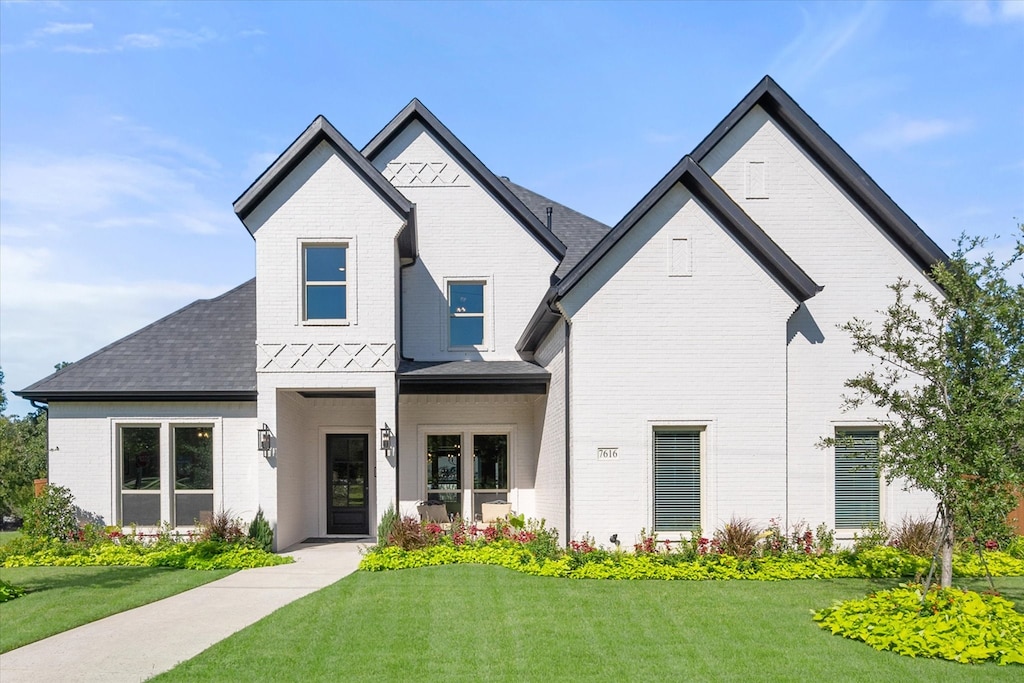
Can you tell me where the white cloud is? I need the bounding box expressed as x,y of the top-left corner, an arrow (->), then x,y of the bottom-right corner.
0,243 -> 227,415
37,22 -> 92,35
771,2 -> 885,88
860,116 -> 971,149
121,32 -> 163,49
931,0 -> 1024,25
0,152 -> 233,237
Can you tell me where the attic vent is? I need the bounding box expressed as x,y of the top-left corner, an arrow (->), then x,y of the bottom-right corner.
669,238 -> 692,277
745,161 -> 768,199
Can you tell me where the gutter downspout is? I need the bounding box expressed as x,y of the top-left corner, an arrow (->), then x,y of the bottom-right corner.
562,309 -> 572,545
396,239 -> 418,518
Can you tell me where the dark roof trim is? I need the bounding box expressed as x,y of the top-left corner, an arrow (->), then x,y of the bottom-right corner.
557,156 -> 821,301
233,115 -> 414,240
518,157 -> 822,354
15,391 -> 257,403
691,76 -> 948,272
399,380 -> 548,396
362,98 -> 566,260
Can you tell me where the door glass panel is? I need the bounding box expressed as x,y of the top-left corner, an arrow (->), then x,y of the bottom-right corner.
427,435 -> 462,517
326,434 -> 369,535
473,435 -> 507,490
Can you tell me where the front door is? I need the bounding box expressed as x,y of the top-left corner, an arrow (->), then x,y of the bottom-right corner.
326,434 -> 369,535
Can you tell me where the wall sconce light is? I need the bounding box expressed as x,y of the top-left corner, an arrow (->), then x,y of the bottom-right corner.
258,423 -> 273,457
380,423 -> 394,452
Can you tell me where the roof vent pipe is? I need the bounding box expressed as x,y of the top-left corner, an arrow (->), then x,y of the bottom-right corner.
546,206 -> 552,231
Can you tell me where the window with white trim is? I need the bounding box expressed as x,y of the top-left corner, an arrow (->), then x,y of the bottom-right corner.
652,429 -> 701,532
304,245 -> 347,321
426,432 -> 508,520
118,424 -> 214,527
834,429 -> 881,529
448,281 -> 485,348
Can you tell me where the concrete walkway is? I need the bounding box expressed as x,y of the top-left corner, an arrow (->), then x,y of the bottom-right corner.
0,541 -> 366,682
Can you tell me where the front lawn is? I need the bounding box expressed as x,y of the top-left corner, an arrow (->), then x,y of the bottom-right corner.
158,566 -> 1024,682
0,565 -> 233,652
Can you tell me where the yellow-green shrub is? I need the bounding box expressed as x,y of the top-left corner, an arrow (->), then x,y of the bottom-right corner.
813,585 -> 1024,665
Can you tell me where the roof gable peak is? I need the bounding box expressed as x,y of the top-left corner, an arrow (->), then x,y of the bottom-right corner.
233,114 -> 413,227
362,98 -> 567,260
692,75 -> 947,272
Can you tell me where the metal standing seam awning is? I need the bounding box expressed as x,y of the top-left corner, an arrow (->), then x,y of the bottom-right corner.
397,360 -> 549,395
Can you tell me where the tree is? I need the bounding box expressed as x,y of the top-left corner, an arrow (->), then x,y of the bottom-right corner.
832,227 -> 1024,588
0,368 -> 50,522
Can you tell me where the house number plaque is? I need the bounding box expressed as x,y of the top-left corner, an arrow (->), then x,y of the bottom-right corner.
597,448 -> 619,460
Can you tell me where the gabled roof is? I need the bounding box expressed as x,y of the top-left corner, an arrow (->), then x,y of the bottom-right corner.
517,157 -> 822,353
362,98 -> 567,261
233,116 -> 417,259
16,280 -> 257,403
692,75 -> 948,272
501,179 -> 610,279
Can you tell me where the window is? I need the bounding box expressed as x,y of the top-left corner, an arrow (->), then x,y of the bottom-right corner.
118,423 -> 215,527
834,429 -> 880,529
448,282 -> 485,347
426,432 -> 509,520
305,245 -> 347,320
173,427 -> 214,526
121,426 -> 161,526
653,429 -> 701,532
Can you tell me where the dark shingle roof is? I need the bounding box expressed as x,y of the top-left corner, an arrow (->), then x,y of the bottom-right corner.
16,280 -> 257,402
501,179 -> 610,279
398,360 -> 549,395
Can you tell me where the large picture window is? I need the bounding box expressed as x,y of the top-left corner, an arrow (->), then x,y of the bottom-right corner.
448,281 -> 485,347
653,429 -> 701,532
305,245 -> 347,320
118,423 -> 216,527
834,429 -> 881,529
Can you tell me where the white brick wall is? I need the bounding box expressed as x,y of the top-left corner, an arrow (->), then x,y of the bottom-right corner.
561,185 -> 797,544
703,105 -> 940,534
47,401 -> 257,528
533,319 -> 567,534
372,121 -> 559,361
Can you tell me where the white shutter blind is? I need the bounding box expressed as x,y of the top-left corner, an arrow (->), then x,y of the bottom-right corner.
835,430 -> 880,528
653,430 -> 700,531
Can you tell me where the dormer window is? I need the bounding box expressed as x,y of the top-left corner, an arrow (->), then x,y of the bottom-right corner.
304,245 -> 347,321
448,281 -> 485,348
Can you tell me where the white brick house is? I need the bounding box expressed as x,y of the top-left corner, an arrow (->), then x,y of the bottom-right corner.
18,77 -> 946,550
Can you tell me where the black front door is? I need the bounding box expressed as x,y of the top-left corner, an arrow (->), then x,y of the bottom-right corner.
326,434 -> 369,535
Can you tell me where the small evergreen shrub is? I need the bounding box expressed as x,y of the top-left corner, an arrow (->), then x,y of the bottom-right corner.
813,585 -> 1024,665
248,507 -> 273,552
377,504 -> 398,547
21,485 -> 78,541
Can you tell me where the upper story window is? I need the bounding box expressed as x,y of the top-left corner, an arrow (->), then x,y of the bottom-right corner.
448,281 -> 485,348
305,245 -> 347,321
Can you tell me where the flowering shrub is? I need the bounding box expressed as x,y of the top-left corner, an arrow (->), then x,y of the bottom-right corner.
813,584 -> 1024,665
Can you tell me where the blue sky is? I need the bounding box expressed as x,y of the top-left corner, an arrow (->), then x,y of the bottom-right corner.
1,0 -> 1022,415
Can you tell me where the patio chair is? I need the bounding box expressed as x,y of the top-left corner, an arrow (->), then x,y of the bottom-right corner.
416,501 -> 452,529
481,502 -> 512,524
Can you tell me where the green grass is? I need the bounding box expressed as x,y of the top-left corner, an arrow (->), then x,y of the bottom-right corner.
158,566 -> 1024,682
0,565 -> 233,652
0,531 -> 22,545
